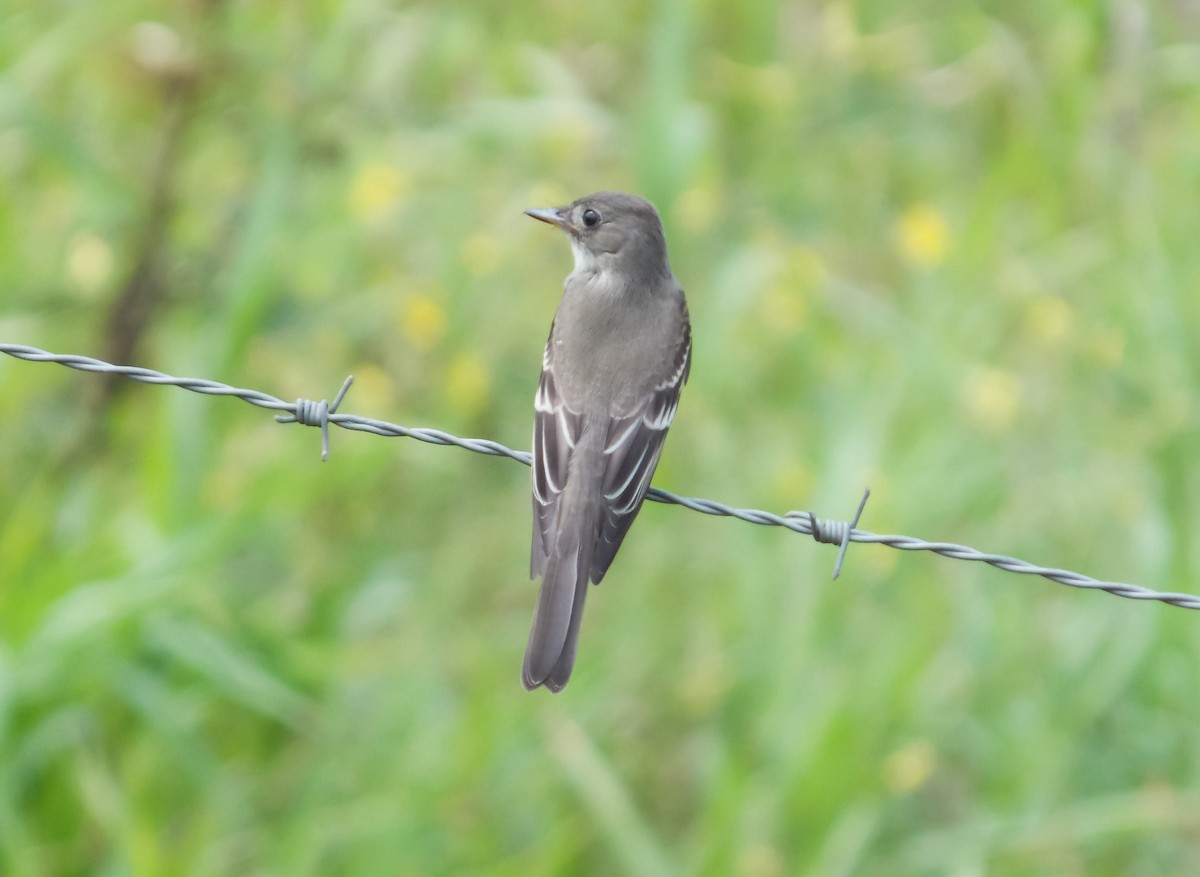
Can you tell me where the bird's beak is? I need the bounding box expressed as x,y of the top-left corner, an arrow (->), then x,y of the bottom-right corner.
525,207 -> 569,229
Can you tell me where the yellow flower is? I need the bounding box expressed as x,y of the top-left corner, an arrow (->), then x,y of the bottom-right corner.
1024,295 -> 1075,345
674,184 -> 720,234
884,740 -> 936,794
345,363 -> 395,417
445,354 -> 489,416
400,295 -> 446,350
771,460 -> 812,508
763,245 -> 824,332
347,162 -> 409,220
66,232 -> 113,297
961,366 -> 1020,431
896,203 -> 950,268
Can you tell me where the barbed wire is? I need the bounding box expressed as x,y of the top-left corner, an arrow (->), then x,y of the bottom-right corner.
4,342 -> 1198,611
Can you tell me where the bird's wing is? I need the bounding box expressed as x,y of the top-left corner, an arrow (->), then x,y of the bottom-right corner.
592,310 -> 691,581
530,334 -> 584,579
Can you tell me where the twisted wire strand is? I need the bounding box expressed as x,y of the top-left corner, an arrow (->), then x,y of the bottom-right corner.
4,342 -> 1197,611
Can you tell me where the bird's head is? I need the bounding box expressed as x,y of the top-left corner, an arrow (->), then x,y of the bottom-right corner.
526,191 -> 670,281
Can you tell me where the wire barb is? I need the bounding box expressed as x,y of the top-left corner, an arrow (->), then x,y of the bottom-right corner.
275,375 -> 354,461
3,342 -> 1199,612
787,486 -> 871,580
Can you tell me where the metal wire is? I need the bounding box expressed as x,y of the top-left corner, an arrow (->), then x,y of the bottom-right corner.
4,342 -> 1198,611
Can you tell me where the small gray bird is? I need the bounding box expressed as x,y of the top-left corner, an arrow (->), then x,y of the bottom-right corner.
522,191 -> 691,692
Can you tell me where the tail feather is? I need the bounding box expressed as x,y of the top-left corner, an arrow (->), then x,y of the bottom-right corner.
522,532 -> 593,692
542,565 -> 589,692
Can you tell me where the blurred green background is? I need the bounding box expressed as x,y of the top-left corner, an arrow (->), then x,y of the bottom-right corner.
2,1 -> 1199,874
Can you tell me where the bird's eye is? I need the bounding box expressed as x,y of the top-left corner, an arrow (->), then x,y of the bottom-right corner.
582,208 -> 601,227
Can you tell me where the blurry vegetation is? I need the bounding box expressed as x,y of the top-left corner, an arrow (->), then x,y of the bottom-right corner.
2,1 -> 1199,875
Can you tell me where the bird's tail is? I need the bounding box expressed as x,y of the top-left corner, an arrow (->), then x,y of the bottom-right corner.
522,514 -> 595,692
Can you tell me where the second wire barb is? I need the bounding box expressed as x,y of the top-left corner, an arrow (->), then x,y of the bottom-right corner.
788,486 -> 871,580
275,375 -> 355,461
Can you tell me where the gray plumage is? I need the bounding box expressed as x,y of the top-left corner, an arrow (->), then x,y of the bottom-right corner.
522,191 -> 691,692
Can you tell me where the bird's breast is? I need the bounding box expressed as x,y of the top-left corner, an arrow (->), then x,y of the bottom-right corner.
550,274 -> 679,413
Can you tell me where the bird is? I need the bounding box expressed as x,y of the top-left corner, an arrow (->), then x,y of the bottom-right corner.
522,191 -> 691,692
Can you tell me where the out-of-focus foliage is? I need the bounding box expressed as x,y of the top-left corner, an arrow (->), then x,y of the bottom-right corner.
2,1 -> 1199,874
